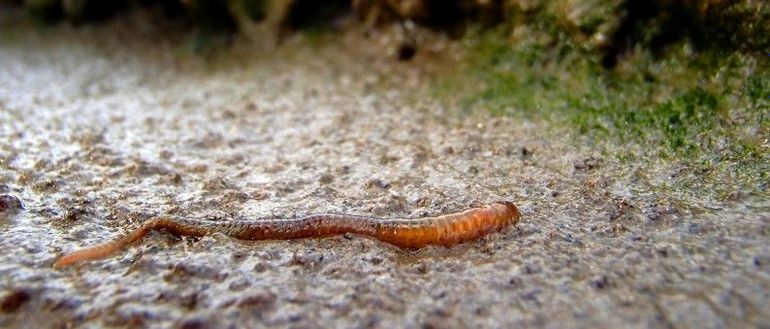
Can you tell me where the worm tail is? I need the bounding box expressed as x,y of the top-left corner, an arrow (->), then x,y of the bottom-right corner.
53,224 -> 152,268
53,219 -> 217,268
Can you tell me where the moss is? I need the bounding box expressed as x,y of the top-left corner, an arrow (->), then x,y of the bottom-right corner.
436,27 -> 768,200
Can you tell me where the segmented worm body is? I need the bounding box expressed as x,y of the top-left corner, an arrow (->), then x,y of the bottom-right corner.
53,201 -> 520,268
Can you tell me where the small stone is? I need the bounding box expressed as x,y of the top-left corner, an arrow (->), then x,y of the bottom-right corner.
574,156 -> 603,171
289,252 -> 324,268
1,289 -> 30,313
591,276 -> 611,290
178,317 -> 209,329
365,178 -> 390,190
0,194 -> 23,213
237,291 -> 276,311
318,173 -> 334,184
253,262 -> 270,273
63,207 -> 88,222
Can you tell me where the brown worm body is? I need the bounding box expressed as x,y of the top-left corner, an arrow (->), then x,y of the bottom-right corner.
53,201 -> 520,268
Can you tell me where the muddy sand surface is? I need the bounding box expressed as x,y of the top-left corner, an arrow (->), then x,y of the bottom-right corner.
1,16 -> 769,328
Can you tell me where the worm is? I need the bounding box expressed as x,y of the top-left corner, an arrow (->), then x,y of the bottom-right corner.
53,201 -> 520,268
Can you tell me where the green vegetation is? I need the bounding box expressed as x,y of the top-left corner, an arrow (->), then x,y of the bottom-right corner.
437,28 -> 768,200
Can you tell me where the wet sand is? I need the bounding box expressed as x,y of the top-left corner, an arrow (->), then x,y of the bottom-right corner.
1,13 -> 768,328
